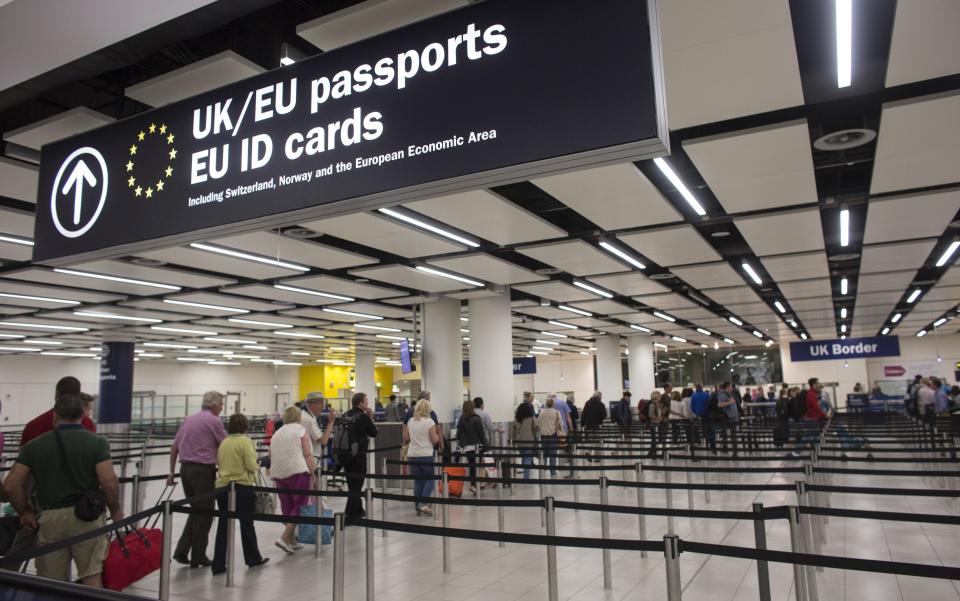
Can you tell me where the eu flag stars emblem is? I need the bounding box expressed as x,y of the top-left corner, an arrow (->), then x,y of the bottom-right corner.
127,123 -> 176,199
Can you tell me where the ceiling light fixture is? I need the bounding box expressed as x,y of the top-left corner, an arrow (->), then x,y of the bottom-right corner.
906,289 -> 922,303
840,324 -> 846,333
723,338 -> 735,344
0,346 -> 41,352
137,352 -> 164,358
532,346 -> 554,351
414,265 -> 483,287
355,324 -> 402,332
177,357 -> 208,362
23,340 -> 63,346
202,337 -> 259,344
291,351 -> 310,356
274,331 -> 325,339
836,0 -> 852,88
189,242 -> 309,271
917,330 -> 926,337
379,207 -> 480,247
840,277 -> 848,295
696,328 -> 712,336
152,326 -> 219,336
839,207 -> 850,246
208,361 -> 241,365
935,240 -> 960,267
652,158 -> 707,216
741,263 -> 763,285
789,320 -> 798,328
630,324 -> 652,333
322,307 -> 383,320
572,280 -> 614,299
530,351 -> 549,356
558,304 -> 592,317
187,349 -> 234,355
840,307 -> 847,319
273,284 -> 354,302
652,311 -> 675,322
540,331 -> 568,338
0,321 -> 88,332
752,330 -> 764,339
163,299 -> 249,313
228,318 -> 294,328
547,320 -> 578,330
891,313 -> 902,323
376,334 -> 407,341
54,268 -> 181,290
41,351 -> 95,357
881,327 -> 890,335
671,336 -> 687,343
773,301 -> 786,314
0,292 -> 79,305
0,334 -> 25,339
0,234 -> 34,246
934,317 -> 948,327
653,343 -> 669,349
535,340 -> 560,346
74,311 -> 161,323
800,333 -> 808,340
144,342 -> 197,349
728,316 -> 743,326
598,241 -> 645,270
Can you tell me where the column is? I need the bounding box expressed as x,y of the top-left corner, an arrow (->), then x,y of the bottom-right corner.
595,334 -> 623,403
468,293 -> 514,423
627,334 -> 656,397
98,334 -> 135,433
355,350 -> 376,402
421,297 -> 463,423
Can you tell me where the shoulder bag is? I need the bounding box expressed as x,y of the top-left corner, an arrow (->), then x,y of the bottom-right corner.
53,428 -> 107,522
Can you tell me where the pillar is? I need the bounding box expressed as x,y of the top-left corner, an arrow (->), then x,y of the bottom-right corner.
421,297 -> 463,423
355,350 -> 376,402
595,334 -> 623,403
627,334 -> 656,397
468,293 -> 514,423
98,334 -> 135,433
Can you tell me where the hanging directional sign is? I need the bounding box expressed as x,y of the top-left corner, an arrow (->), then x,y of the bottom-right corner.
33,0 -> 668,263
789,336 -> 901,362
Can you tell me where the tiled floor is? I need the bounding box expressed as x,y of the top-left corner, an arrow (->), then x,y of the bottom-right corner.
110,453 -> 960,601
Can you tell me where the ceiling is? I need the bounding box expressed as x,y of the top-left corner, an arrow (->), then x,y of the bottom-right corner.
0,0 -> 958,369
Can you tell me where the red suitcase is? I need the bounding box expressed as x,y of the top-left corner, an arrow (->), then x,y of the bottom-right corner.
437,466 -> 465,497
102,528 -> 162,591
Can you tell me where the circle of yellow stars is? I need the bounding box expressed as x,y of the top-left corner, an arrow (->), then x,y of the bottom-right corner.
126,122 -> 177,199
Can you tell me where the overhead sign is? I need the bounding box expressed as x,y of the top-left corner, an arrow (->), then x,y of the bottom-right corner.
884,365 -> 906,377
789,336 -> 901,362
463,356 -> 536,377
98,341 -> 135,425
33,0 -> 668,263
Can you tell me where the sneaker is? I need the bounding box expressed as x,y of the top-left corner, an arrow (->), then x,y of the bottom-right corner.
420,505 -> 433,516
469,485 -> 478,494
275,540 -> 295,555
290,542 -> 304,550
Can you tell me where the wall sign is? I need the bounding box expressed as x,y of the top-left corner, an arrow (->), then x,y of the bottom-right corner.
789,336 -> 901,362
463,356 -> 536,377
98,341 -> 135,425
33,0 -> 668,263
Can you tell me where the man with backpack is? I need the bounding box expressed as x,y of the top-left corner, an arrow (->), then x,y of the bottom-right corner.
790,378 -> 827,457
336,392 -> 378,518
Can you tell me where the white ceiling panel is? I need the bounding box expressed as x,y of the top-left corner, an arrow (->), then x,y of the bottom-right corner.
0,305 -> 34,316
860,240 -> 936,274
6,266 -> 208,297
618,225 -> 720,267
670,262 -> 741,290
210,231 -> 374,270
760,252 -> 829,282
532,163 -> 680,230
125,50 -> 264,107
939,268 -> 960,287
635,292 -> 699,310
564,317 -> 616,329
427,254 -> 545,285
157,292 -> 284,313
700,286 -> 764,306
3,107 -> 114,151
278,274 -> 402,300
512,281 -> 594,303
134,246 -> 300,280
734,209 -> 824,255
588,273 -> 668,297
513,306 -> 577,321
72,260 -> 235,289
301,212 -> 463,257
660,0 -> 803,129
517,241 -> 625,277
566,300 -> 634,315
885,0 -> 960,86
871,92 -> 960,193
405,190 -> 564,246
0,157 -> 38,204
323,302 -> 410,320
856,271 -> 917,294
684,120 -> 816,213
0,240 -> 32,262
722,302 -> 771,317
788,297 -> 835,311
778,278 -> 832,300
348,265 -> 469,293
297,0 -> 468,50
669,307 -> 715,320
382,295 -> 432,306
0,208 -> 34,237
447,289 -> 505,300
920,285 -> 960,303
215,284 -> 344,306
863,190 -> 960,244
855,290 -> 903,308
0,280 -> 124,305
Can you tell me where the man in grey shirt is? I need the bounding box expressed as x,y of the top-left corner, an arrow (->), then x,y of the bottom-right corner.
472,397 -> 499,445
717,382 -> 739,456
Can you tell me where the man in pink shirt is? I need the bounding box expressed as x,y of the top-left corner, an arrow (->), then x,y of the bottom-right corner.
167,391 -> 227,568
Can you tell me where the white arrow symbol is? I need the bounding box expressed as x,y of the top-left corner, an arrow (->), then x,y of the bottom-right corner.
61,159 -> 98,225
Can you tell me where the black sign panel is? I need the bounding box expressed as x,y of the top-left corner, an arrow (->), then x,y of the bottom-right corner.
34,0 -> 667,263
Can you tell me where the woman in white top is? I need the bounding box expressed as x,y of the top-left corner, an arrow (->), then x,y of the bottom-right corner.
536,397 -> 563,476
403,399 -> 440,516
269,406 -> 317,554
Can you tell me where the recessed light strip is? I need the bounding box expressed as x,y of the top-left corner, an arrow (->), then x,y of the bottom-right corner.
54,268 -> 181,291
906,289 -> 922,304
652,158 -> 707,216
598,241 -> 645,270
74,311 -> 162,323
189,242 -> 309,271
836,0 -> 853,88
151,326 -> 220,336
0,292 -> 80,305
558,304 -> 592,317
652,311 -> 675,322
572,280 -> 613,299
163,299 -> 249,313
414,265 -> 483,287
0,234 -> 34,246
935,240 -> 960,268
322,308 -> 383,320
0,321 -> 88,332
228,318 -> 294,328
273,284 -> 354,301
839,207 -> 850,246
378,208 -> 479,248
741,263 -> 763,286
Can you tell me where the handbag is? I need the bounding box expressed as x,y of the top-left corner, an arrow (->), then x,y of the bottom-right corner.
53,428 -> 106,522
102,527 -> 162,591
254,469 -> 275,515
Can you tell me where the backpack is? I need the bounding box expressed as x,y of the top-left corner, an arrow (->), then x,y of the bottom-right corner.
334,412 -> 362,465
790,391 -> 808,420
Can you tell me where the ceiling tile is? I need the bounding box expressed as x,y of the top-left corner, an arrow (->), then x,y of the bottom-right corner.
863,190 -> 960,244
211,231 -> 374,270
349,265 -> 472,293
588,273 -> 669,297
618,225 -> 720,267
856,271 -> 917,294
0,280 -> 124,305
734,208 -> 824,255
217,284 -> 347,306
516,241 -> 626,277
277,274 -> 402,300
0,207 -> 34,237
566,300 -> 634,315
300,212 -> 463,257
512,281 -> 594,303
134,246 -> 296,280
0,157 -> 38,204
701,286 -> 764,305
860,240 -> 936,274
3,107 -> 114,151
427,254 -> 545,285
125,50 -> 264,107
885,0 -> 960,86
760,252 -> 829,282
670,262 -> 742,290
778,278 -> 832,300
635,292 -> 699,310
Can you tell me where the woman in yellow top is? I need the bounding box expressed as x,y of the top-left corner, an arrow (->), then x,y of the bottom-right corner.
211,414 -> 269,575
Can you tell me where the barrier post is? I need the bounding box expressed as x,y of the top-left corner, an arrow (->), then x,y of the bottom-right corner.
131,472 -> 140,519
380,460 -> 388,538
599,476 -> 612,590
442,471 -> 451,574
685,468 -> 694,511
795,482 -> 820,601
225,481 -> 236,587
545,497 -> 559,601
119,460 -> 128,510
752,503 -> 772,601
572,453 -> 580,506
333,513 -> 346,601
365,488 -> 375,601
663,534 -> 681,601
497,472 -> 506,548
159,500 -> 172,601
635,464 -> 647,558
539,455 -> 546,527
804,464 -> 826,544
314,467 -> 321,560
664,466 -> 675,534
787,507 -> 808,601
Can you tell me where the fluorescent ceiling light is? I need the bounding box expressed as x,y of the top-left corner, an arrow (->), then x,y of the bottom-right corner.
839,208 -> 850,246
177,357 -> 208,362
0,321 -> 88,332
880,327 -> 890,336
209,361 -> 241,366
535,340 -> 560,346
243,345 -> 269,350
891,313 -> 902,323
744,355 -> 758,360
415,265 -> 483,287
291,351 -> 311,356
906,289 -> 922,303
376,334 -> 407,341
752,331 -> 764,339
329,347 -> 351,351
789,320 -> 798,328
671,336 -> 687,343
0,292 -> 79,305
840,277 -> 848,295
800,333 -> 808,340
773,301 -> 786,314
723,338 -> 735,344
936,240 -> 960,267
598,241 -> 645,270
23,340 -> 63,346
74,310 -> 161,323
355,324 -> 402,332
138,352 -> 164,358
532,346 -> 554,351
741,263 -> 763,285
580,351 -> 589,356
547,320 -> 578,330
274,331 -> 325,339
558,304 -> 592,317
152,326 -> 219,336
163,299 -> 249,313
273,284 -> 353,302
934,318 -> 948,327
189,242 -> 309,271
144,342 -> 197,349
840,324 -> 846,333
228,318 -> 294,328
0,234 -> 34,246
652,311 -> 675,322
653,343 -> 668,349
530,351 -> 549,356
0,334 -> 25,339
0,346 -> 41,352
231,354 -> 260,359
840,307 -> 848,319
54,268 -> 180,291
322,307 -> 383,320
202,336 -> 258,344
41,351 -> 95,357
836,0 -> 852,88
630,324 -> 652,333
695,328 -> 712,336
572,280 -> 613,299
916,330 -> 926,337
280,56 -> 295,67
540,331 -> 567,338
186,349 -> 233,355
728,316 -> 743,326
653,158 -> 706,216
379,207 -> 479,247
274,361 -> 303,366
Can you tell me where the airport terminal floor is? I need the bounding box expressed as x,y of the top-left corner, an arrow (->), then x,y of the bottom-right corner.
1,0 -> 960,600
